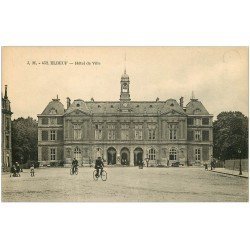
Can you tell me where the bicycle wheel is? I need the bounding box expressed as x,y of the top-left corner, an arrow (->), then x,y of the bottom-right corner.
75,169 -> 78,175
93,170 -> 98,181
101,170 -> 107,181
70,169 -> 73,175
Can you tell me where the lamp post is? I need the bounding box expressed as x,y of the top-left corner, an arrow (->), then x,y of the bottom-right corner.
238,149 -> 242,175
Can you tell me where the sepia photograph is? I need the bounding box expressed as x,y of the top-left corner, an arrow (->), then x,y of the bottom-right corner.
1,46 -> 248,202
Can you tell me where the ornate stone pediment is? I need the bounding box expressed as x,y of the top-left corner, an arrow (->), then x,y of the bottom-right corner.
160,109 -> 186,117
64,109 -> 90,117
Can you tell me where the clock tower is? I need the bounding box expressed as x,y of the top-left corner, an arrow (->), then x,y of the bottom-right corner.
120,69 -> 131,101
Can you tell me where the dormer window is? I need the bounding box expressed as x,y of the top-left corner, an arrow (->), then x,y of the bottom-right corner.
170,103 -> 174,107
194,109 -> 201,114
149,105 -> 153,108
76,103 -> 80,107
49,108 -> 57,114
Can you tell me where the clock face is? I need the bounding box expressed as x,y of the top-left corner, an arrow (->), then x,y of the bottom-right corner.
123,102 -> 128,107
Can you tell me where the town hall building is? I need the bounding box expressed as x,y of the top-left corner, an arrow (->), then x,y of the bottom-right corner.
37,70 -> 213,167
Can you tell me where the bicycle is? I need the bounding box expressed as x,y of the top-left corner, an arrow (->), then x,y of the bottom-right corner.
93,168 -> 107,181
70,166 -> 78,175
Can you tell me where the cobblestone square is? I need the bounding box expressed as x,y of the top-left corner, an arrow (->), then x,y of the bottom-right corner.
1,167 -> 248,202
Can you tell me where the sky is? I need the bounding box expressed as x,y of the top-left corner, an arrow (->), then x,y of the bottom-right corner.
2,46 -> 248,120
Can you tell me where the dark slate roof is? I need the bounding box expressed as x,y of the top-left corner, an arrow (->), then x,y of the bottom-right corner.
64,98 -> 187,116
41,99 -> 65,115
185,99 -> 209,115
64,99 -> 90,115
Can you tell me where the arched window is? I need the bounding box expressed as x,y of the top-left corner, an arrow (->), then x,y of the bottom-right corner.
169,148 -> 177,160
148,148 -> 156,160
74,147 -> 82,162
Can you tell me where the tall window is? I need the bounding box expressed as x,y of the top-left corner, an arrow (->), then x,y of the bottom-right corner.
195,130 -> 201,141
107,124 -> 115,140
121,124 -> 129,140
148,148 -> 156,160
95,124 -> 102,140
195,148 -> 201,161
50,148 -> 56,160
74,124 -> 82,140
148,124 -> 156,140
6,135 -> 10,149
169,148 -> 177,160
169,124 -> 177,140
5,117 -> 10,130
135,124 -> 143,140
74,147 -> 82,161
50,130 -> 56,141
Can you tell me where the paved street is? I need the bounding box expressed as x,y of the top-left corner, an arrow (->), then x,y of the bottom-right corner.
1,167 -> 248,202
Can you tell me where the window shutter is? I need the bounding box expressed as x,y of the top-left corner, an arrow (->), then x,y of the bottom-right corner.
202,130 -> 209,141
42,117 -> 48,125
202,118 -> 209,125
187,130 -> 194,141
202,146 -> 209,161
42,131 -> 48,141
57,130 -> 64,141
187,118 -> 194,125
57,117 -> 63,124
42,147 -> 48,161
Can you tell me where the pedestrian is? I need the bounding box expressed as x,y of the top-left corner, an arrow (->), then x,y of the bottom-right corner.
204,163 -> 208,170
30,164 -> 35,176
15,162 -> 20,175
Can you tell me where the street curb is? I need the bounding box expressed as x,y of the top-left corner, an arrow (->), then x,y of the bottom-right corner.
210,170 -> 248,178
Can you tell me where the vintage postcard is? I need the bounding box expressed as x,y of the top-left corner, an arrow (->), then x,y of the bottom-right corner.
1,47 -> 248,202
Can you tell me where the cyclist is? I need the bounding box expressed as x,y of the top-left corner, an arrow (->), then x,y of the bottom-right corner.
72,158 -> 78,174
95,156 -> 104,178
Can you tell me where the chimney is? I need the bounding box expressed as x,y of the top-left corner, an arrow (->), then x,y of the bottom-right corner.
179,97 -> 184,108
66,97 -> 71,109
4,85 -> 8,99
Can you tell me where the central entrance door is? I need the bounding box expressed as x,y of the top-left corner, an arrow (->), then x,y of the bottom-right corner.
107,147 -> 116,165
121,147 -> 130,166
134,147 -> 143,166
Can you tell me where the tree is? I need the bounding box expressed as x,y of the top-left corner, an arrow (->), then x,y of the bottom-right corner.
213,111 -> 248,160
11,117 -> 38,164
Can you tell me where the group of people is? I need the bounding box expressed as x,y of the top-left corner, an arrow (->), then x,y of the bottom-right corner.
71,156 -> 104,177
204,159 -> 216,170
10,162 -> 35,177
10,162 -> 21,177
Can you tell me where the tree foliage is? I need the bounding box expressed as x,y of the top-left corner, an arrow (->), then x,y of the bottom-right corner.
213,111 -> 248,160
11,117 -> 38,164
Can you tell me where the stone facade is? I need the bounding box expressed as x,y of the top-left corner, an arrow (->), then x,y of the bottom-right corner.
2,85 -> 12,171
37,71 -> 213,167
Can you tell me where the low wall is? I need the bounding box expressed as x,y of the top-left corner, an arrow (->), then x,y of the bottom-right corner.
224,159 -> 248,172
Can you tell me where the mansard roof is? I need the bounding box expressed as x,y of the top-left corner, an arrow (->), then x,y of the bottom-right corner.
64,98 -> 187,116
185,99 -> 210,115
64,99 -> 90,115
41,99 -> 65,115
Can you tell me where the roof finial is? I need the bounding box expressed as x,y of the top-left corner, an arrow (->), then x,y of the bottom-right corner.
4,85 -> 8,99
